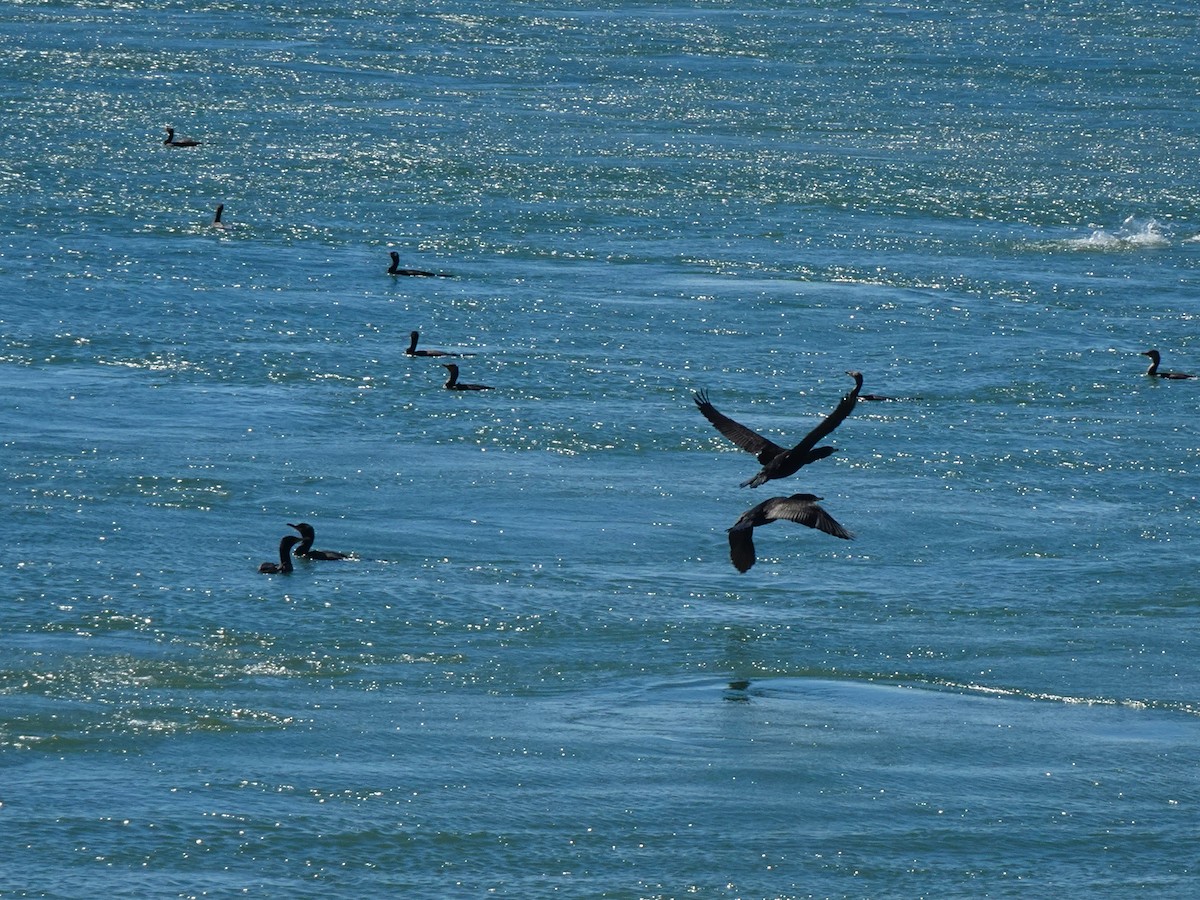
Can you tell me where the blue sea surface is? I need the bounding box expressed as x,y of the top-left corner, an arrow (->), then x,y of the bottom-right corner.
3,1 -> 1200,896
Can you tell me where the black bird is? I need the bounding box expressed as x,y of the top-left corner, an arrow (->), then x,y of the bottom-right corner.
727,494 -> 854,573
846,369 -> 902,401
406,331 -> 458,357
694,389 -> 838,472
287,522 -> 351,560
442,363 -> 491,391
694,371 -> 861,489
387,251 -> 444,278
259,535 -> 302,574
1141,349 -> 1195,380
163,127 -> 201,147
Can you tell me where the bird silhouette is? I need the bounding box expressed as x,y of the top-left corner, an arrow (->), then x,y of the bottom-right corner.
387,251 -> 446,277
846,369 -> 907,401
727,493 -> 853,573
694,371 -> 860,488
287,522 -> 351,560
442,363 -> 491,391
1141,349 -> 1195,379
259,535 -> 302,574
163,127 -> 201,147
406,331 -> 459,357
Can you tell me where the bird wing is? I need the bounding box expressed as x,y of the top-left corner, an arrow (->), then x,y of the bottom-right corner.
693,391 -> 786,464
737,383 -> 858,488
727,526 -> 757,573
767,497 -> 855,540
787,382 -> 860,457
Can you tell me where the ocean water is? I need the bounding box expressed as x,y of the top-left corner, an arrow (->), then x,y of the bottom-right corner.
3,0 -> 1200,896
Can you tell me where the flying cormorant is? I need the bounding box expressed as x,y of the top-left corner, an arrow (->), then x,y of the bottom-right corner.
727,493 -> 854,573
694,371 -> 861,489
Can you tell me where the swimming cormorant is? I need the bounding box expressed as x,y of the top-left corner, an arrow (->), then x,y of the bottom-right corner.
287,522 -> 351,560
406,331 -> 457,357
846,369 -> 901,401
1141,349 -> 1195,380
694,371 -> 860,489
259,535 -> 302,574
442,363 -> 491,391
727,493 -> 854,573
387,251 -> 444,278
163,127 -> 201,147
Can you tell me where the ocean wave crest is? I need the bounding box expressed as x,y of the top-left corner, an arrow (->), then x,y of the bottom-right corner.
1058,216 -> 1172,251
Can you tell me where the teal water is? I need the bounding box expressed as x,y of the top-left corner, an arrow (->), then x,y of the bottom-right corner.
3,1 -> 1200,896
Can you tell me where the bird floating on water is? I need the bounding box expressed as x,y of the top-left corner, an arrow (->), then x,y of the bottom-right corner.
1141,349 -> 1195,380
259,535 -> 302,574
846,369 -> 906,401
288,522 -> 351,560
163,127 -> 201,147
406,331 -> 460,357
387,250 -> 446,278
442,363 -> 491,391
727,493 -> 854,573
694,371 -> 861,489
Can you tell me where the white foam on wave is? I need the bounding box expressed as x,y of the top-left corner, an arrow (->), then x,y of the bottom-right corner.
1060,216 -> 1172,250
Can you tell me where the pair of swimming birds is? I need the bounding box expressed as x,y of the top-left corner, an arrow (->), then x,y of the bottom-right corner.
696,371 -> 865,573
405,332 -> 493,390
259,522 -> 351,574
